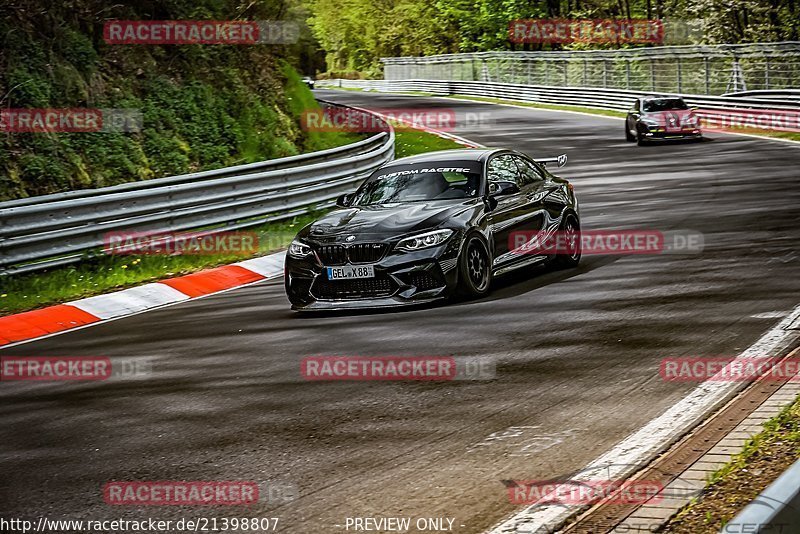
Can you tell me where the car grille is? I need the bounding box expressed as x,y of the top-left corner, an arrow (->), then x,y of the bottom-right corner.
315,243 -> 388,265
408,271 -> 444,291
312,276 -> 396,300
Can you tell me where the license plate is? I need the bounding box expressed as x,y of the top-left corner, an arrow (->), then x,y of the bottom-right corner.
326,265 -> 375,280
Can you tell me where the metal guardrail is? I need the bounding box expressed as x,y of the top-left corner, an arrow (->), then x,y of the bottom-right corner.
0,101 -> 395,275
722,457 -> 800,533
317,78 -> 800,130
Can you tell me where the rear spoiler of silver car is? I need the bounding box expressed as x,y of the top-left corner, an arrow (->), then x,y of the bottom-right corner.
534,153 -> 568,168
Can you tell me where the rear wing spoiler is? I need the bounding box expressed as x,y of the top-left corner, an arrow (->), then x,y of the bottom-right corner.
534,153 -> 568,168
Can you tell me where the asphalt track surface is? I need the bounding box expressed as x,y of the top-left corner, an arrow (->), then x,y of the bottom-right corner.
2,90 -> 800,533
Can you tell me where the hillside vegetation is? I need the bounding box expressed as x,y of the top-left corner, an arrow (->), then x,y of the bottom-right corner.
0,0 -> 347,200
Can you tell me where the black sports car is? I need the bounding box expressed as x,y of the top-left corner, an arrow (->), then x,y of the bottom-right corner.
625,95 -> 702,145
284,148 -> 580,310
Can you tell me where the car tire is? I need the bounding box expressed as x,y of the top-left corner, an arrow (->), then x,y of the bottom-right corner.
457,234 -> 492,298
625,121 -> 636,142
552,214 -> 581,269
636,131 -> 647,146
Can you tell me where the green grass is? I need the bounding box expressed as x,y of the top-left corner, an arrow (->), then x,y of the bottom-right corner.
708,399 -> 800,484
0,214 -> 318,315
393,128 -> 465,158
661,394 -> 800,533
0,124 -> 463,316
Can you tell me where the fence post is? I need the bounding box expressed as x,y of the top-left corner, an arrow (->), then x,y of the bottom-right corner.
677,56 -> 682,93
765,57 -> 770,89
626,60 -> 631,90
704,57 -> 710,94
527,59 -> 532,85
603,60 -> 608,88
650,59 -> 656,91
583,59 -> 588,87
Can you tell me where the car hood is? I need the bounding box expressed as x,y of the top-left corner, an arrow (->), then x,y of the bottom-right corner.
302,200 -> 474,242
643,109 -> 696,125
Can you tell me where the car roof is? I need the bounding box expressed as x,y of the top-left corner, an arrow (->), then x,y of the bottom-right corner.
387,148 -> 507,166
641,95 -> 684,100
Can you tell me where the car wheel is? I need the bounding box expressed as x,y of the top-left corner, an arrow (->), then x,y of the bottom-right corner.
625,121 -> 636,142
552,215 -> 581,269
457,234 -> 492,298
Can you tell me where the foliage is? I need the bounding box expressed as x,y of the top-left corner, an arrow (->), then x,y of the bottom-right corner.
307,0 -> 800,73
0,0 -> 348,200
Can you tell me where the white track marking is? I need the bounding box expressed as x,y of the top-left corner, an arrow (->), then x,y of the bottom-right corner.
235,251 -> 286,277
486,305 -> 800,534
70,283 -> 190,319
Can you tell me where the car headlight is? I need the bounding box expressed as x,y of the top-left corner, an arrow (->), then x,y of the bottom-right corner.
288,239 -> 313,259
641,118 -> 660,127
684,114 -> 699,126
396,229 -> 453,251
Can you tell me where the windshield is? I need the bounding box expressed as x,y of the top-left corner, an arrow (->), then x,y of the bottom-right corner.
350,162 -> 482,205
643,98 -> 689,112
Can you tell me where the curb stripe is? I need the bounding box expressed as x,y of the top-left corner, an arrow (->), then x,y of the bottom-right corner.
0,252 -> 286,347
70,283 -> 190,320
234,252 -> 286,278
0,305 -> 101,344
158,265 -> 265,298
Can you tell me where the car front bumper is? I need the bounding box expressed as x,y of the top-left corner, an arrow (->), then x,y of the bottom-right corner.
641,126 -> 702,141
284,237 -> 462,311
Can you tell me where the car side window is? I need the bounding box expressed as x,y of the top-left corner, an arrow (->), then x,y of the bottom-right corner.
512,156 -> 545,187
487,155 -> 521,187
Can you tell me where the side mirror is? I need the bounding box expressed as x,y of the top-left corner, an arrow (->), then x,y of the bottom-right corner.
336,193 -> 352,207
489,181 -> 520,197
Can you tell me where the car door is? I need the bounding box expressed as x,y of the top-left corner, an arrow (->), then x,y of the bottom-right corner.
510,155 -> 557,253
485,154 -> 529,268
